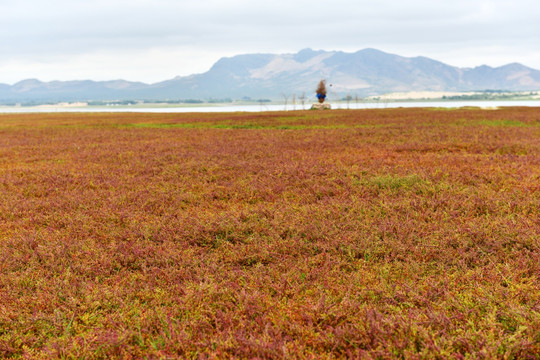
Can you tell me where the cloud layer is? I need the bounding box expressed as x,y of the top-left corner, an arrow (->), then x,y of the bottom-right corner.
2,0 -> 539,84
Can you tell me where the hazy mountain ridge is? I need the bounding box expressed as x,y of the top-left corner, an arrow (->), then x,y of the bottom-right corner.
1,48 -> 540,102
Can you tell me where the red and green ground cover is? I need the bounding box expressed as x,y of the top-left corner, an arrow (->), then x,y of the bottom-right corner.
0,108 -> 539,359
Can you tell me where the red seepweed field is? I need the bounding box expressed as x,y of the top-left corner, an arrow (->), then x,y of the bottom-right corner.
0,108 -> 539,359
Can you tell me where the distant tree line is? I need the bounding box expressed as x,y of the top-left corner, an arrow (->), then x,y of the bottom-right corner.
442,91 -> 538,101
1,100 -> 59,107
88,100 -> 139,106
0,98 -> 277,106
89,98 -> 238,106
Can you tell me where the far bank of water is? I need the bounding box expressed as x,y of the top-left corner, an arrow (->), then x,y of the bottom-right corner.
1,100 -> 540,113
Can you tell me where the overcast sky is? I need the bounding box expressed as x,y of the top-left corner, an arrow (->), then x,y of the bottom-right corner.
1,0 -> 539,84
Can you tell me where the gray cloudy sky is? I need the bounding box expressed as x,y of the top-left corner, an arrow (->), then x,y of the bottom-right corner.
1,0 -> 539,84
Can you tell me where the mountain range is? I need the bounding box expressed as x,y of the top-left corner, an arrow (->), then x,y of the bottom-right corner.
2,48 -> 540,103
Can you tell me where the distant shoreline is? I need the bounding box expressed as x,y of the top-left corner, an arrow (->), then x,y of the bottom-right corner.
2,91 -> 539,110
2,99 -> 540,114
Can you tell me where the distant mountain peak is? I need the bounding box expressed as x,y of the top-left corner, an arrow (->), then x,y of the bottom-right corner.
294,48 -> 329,62
12,79 -> 44,92
14,78 -> 43,86
249,50 -> 334,80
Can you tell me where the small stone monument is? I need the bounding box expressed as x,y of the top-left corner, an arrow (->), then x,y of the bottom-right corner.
311,80 -> 331,110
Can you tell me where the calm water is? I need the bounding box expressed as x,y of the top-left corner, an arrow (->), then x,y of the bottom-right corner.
1,100 -> 540,113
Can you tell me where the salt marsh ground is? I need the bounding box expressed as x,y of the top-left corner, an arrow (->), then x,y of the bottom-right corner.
0,108 -> 538,358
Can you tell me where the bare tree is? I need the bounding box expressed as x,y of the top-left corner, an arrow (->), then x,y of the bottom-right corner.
346,93 -> 352,109
259,99 -> 268,111
299,92 -> 306,110
291,94 -> 296,110
282,93 -> 289,111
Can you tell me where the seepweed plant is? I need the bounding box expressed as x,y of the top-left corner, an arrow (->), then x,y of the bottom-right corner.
0,108 -> 538,359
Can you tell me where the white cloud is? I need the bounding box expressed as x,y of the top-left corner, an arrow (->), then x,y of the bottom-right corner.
1,0 -> 539,84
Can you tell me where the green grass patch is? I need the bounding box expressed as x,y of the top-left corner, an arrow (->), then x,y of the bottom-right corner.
123,122 -> 382,130
477,119 -> 531,127
449,118 -> 537,127
365,174 -> 428,190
